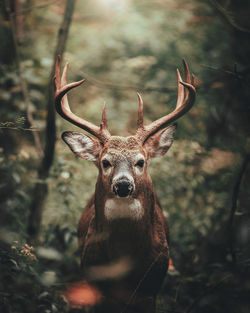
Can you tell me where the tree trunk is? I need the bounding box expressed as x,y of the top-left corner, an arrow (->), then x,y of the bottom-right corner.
27,0 -> 76,241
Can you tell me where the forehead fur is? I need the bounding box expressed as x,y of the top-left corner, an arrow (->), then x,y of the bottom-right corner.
102,136 -> 143,156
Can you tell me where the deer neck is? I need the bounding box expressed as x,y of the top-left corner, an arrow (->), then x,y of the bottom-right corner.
94,176 -> 156,232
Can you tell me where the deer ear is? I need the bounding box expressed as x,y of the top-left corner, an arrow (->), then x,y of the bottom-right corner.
62,131 -> 102,161
144,124 -> 176,158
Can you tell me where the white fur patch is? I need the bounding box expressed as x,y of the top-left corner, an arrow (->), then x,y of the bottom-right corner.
134,153 -> 145,175
101,154 -> 113,175
104,198 -> 143,220
103,166 -> 112,175
102,154 -> 112,162
113,172 -> 134,185
135,167 -> 143,175
135,153 -> 145,162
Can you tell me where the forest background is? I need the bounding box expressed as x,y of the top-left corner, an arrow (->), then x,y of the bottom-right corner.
0,0 -> 250,312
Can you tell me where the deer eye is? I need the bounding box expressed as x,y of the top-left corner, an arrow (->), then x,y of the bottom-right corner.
102,160 -> 111,168
136,160 -> 145,168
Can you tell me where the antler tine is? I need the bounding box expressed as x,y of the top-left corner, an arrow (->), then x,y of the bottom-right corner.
59,61 -> 71,112
54,56 -> 111,143
136,60 -> 196,144
137,93 -> 144,130
176,68 -> 184,109
61,61 -> 69,86
100,102 -> 108,129
183,59 -> 192,103
183,59 -> 191,84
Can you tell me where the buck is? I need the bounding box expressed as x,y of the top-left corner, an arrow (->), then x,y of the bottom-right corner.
54,56 -> 196,313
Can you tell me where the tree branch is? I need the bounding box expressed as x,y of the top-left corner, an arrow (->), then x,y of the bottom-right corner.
209,0 -> 250,34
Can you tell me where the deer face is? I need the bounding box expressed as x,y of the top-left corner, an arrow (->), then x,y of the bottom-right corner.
54,57 -> 195,219
62,125 -> 175,199
100,136 -> 145,198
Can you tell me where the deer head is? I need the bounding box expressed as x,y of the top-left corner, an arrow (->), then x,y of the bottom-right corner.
54,57 -> 196,220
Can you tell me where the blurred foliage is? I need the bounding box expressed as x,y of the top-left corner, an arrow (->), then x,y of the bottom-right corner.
0,0 -> 250,312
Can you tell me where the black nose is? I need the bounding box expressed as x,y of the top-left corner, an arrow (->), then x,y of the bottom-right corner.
113,180 -> 133,197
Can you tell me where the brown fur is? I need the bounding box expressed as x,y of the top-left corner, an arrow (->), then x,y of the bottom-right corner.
56,57 -> 195,312
75,135 -> 171,313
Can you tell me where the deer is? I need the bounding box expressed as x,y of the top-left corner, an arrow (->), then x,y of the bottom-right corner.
54,56 -> 196,313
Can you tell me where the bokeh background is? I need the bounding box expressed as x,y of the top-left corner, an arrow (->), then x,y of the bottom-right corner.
0,0 -> 250,312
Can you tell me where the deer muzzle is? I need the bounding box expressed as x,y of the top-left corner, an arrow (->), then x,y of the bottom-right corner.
113,180 -> 134,197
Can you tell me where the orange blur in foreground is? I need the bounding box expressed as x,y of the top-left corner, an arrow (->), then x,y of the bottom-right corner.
63,282 -> 102,308
168,258 -> 176,272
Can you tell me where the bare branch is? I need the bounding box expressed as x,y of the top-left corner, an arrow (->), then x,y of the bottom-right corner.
209,0 -> 250,34
0,120 -> 39,132
185,273 -> 232,313
201,64 -> 244,80
79,70 -> 175,93
0,127 -> 38,132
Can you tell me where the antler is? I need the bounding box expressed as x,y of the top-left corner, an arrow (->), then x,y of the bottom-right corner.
54,56 -> 111,143
135,59 -> 196,144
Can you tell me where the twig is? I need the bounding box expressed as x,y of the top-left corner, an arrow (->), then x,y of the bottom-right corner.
201,64 -> 243,80
228,154 -> 250,265
0,118 -> 40,132
79,70 -> 175,93
185,273 -> 232,313
4,0 -> 44,158
0,126 -> 38,132
209,0 -> 250,34
120,251 -> 165,313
